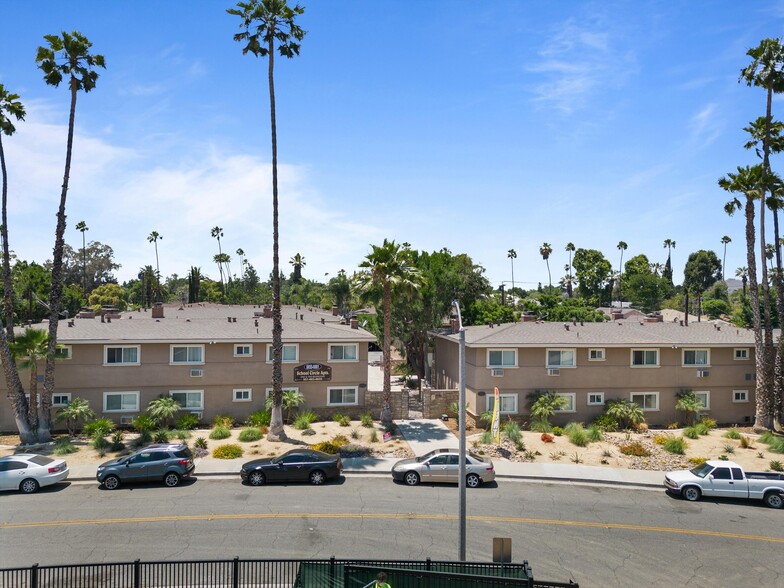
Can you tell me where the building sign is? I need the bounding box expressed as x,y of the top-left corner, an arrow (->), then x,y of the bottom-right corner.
294,363 -> 332,382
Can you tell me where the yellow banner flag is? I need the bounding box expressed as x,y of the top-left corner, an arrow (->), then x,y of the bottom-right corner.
491,387 -> 501,443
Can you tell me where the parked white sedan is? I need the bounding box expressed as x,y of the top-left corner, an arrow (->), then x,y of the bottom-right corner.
0,454 -> 69,494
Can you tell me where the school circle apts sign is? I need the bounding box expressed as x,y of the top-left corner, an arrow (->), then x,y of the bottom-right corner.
293,363 -> 332,382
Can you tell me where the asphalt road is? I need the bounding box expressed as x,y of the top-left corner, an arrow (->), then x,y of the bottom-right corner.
1,475 -> 783,587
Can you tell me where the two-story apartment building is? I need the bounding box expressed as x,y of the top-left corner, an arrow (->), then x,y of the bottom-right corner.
0,303 -> 376,431
432,319 -> 758,426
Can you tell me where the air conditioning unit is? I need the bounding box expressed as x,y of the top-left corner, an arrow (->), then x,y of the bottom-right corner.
697,370 -> 709,378
190,411 -> 203,419
190,368 -> 203,377
120,416 -> 134,425
490,368 -> 504,377
547,368 -> 560,376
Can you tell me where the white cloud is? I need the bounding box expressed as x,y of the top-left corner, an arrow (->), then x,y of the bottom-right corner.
689,103 -> 721,147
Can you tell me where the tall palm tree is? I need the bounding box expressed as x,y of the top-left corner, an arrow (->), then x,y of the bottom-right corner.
36,31 -> 105,442
507,249 -> 517,296
213,253 -> 231,296
354,239 -> 421,423
663,238 -> 676,284
75,221 -> 88,294
229,0 -> 305,441
766,243 -> 776,272
10,327 -> 49,431
0,85 -> 25,342
617,241 -> 628,307
210,226 -> 225,292
720,236 -> 732,280
736,266 -> 749,295
650,262 -> 664,277
539,243 -> 553,288
236,248 -> 245,276
289,252 -> 305,283
147,231 -> 162,296
565,242 -> 575,297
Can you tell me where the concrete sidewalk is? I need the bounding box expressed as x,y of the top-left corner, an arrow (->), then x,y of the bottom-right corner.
64,419 -> 663,489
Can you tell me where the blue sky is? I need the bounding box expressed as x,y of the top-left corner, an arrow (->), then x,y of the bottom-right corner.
1,1 -> 783,289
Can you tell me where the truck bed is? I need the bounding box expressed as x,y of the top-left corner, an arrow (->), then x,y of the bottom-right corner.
746,472 -> 784,481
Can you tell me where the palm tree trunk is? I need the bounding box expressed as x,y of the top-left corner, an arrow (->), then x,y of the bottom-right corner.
267,33 -> 286,442
0,134 -> 15,342
0,326 -> 34,443
381,281 -> 393,424
546,260 -> 551,288
81,231 -> 87,293
41,82 -> 79,443
28,363 -> 38,430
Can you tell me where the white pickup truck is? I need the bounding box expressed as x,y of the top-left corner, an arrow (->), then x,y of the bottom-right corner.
664,460 -> 784,509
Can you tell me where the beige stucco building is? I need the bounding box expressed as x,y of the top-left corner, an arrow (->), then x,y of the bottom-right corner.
0,304 -> 376,432
432,319 -> 759,427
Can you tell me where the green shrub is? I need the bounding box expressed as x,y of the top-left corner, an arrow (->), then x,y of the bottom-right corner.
619,442 -> 650,457
699,416 -> 717,429
293,411 -> 317,430
132,415 -> 155,434
663,437 -> 688,455
591,414 -> 619,432
339,415 -> 351,427
384,422 -> 398,435
153,429 -> 170,443
360,413 -> 374,427
175,414 -> 200,430
502,421 -> 521,444
563,422 -> 582,436
567,427 -> 589,448
683,427 -> 700,440
332,413 -> 344,423
247,410 -> 271,428
331,434 -> 349,447
172,429 -> 192,441
238,427 -> 264,442
84,418 -> 115,438
586,425 -> 603,442
92,435 -> 109,450
212,444 -> 243,459
53,438 -> 78,455
311,441 -> 340,453
194,437 -> 208,449
369,429 -> 379,443
480,431 -> 493,444
770,460 -> 783,472
551,426 -> 563,436
110,431 -> 125,451
723,443 -> 736,454
769,437 -> 784,454
718,455 -> 729,461
529,419 -> 552,433
695,422 -> 711,436
653,433 -> 670,445
758,431 -> 775,444
723,428 -> 742,439
213,415 -> 234,428
209,426 -> 231,440
689,456 -> 708,466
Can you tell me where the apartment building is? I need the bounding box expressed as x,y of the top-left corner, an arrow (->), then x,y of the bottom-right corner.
0,303 -> 376,431
432,318 -> 758,426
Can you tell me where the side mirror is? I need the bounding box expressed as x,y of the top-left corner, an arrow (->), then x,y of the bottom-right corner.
707,474 -> 714,480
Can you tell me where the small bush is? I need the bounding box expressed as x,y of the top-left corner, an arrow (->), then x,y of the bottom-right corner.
683,427 -> 700,440
740,436 -> 754,449
172,429 -> 192,441
53,438 -> 78,455
667,422 -> 679,430
552,426 -> 564,436
338,444 -> 370,457
294,411 -> 317,430
92,435 -> 109,450
524,450 -> 537,460
695,422 -> 711,436
550,451 -> 566,461
311,441 -> 340,454
384,422 -> 397,435
350,428 -> 360,440
770,460 -> 783,472
247,410 -> 271,428
332,413 -> 344,423
339,415 -> 351,427
480,431 -> 493,444
570,453 -> 583,464
212,444 -> 243,459
110,431 -> 125,452
132,415 -> 155,434
723,429 -> 742,440
619,442 -> 650,457
653,433 -> 670,445
212,415 -> 234,428
238,427 -> 264,442
689,456 -> 708,466
502,421 -> 521,444
331,434 -> 349,447
699,416 -> 717,429
568,428 -> 589,448
563,422 -> 582,436
369,429 -> 379,443
360,413 -> 374,427
530,419 -> 552,433
663,437 -> 688,455
84,418 -> 115,438
723,443 -> 736,454
766,436 -> 784,454
153,429 -> 170,443
541,433 -> 554,443
209,426 -> 231,440
602,447 -> 613,458
175,414 -> 200,430
194,437 -> 208,449
133,431 -> 152,447
718,455 -> 729,461
591,415 -> 619,432
636,422 -> 649,433
757,451 -> 765,459
586,425 -> 604,443
515,440 -> 526,452
758,431 -> 775,444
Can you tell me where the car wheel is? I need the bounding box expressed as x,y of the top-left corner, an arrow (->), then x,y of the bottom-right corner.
163,472 -> 181,488
19,479 -> 39,494
466,473 -> 481,488
682,486 -> 701,502
404,471 -> 420,486
248,471 -> 266,486
309,470 -> 326,485
103,475 -> 120,490
764,491 -> 783,509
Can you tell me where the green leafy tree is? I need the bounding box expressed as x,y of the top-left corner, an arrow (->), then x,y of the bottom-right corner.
328,270 -> 351,315
675,391 -> 704,425
572,248 -> 612,305
54,397 -> 94,435
61,240 -> 120,293
683,250 -> 722,322
229,0 -> 305,441
88,283 -> 129,311
36,31 -> 105,442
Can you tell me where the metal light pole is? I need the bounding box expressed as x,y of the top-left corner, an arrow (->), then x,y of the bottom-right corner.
453,300 -> 467,561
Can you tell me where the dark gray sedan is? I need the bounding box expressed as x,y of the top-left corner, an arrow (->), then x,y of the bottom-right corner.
392,448 -> 495,487
241,449 -> 342,486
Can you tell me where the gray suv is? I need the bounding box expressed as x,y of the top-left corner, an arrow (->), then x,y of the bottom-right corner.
96,443 -> 195,489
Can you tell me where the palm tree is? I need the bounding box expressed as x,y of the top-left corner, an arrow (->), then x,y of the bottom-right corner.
0,84 -> 25,342
236,248 -> 246,276
539,243 -> 553,288
213,253 -> 231,296
617,241 -> 628,307
54,397 -> 94,436
147,231 -> 162,297
736,266 -> 749,295
354,239 -> 421,423
507,249 -> 517,296
675,391 -> 704,426
663,239 -> 676,283
289,252 -> 305,283
720,236 -> 732,280
10,327 -> 49,431
36,31 -> 105,443
766,243 -> 776,272
75,221 -> 89,293
147,395 -> 181,429
229,0 -> 306,441
650,262 -> 664,277
187,266 -> 202,303
565,242 -> 575,297
210,226 -> 225,292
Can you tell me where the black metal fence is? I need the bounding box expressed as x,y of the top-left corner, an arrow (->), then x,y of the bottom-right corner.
0,557 -> 577,588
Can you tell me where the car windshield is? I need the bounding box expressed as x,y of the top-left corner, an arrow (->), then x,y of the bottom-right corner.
416,450 -> 439,462
689,463 -> 713,478
28,455 -> 54,466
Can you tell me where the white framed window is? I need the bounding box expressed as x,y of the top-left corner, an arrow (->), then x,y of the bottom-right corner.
267,344 -> 299,363
694,391 -> 710,410
683,349 -> 710,367
587,392 -> 604,406
588,348 -> 605,361
103,391 -> 139,412
234,344 -> 253,357
734,348 -> 749,360
733,390 -> 749,403
486,393 -> 518,414
329,343 -> 359,362
170,345 -> 204,365
631,349 -> 659,367
233,388 -> 252,402
52,393 -> 72,407
169,390 -> 204,410
487,349 -> 516,368
554,392 -> 576,413
630,392 -> 659,411
547,348 -> 576,368
55,345 -> 72,360
327,386 -> 358,406
265,386 -> 299,399
104,345 -> 140,366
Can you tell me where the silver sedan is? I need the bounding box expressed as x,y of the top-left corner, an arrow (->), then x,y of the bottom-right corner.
0,454 -> 69,494
391,448 -> 495,487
